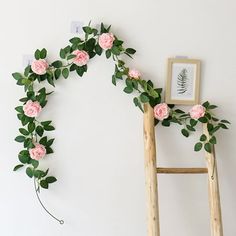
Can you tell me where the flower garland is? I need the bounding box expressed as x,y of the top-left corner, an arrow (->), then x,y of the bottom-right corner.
13,22 -> 230,191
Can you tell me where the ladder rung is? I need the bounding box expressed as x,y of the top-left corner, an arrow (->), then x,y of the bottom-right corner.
156,167 -> 208,174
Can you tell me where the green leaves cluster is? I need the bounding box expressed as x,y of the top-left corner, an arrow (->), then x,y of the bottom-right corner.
164,101 -> 230,153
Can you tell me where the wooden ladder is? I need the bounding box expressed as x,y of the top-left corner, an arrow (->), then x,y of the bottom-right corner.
143,104 -> 223,236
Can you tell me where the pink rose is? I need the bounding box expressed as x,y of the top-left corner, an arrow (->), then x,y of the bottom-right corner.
98,33 -> 115,50
128,69 -> 141,79
72,50 -> 90,66
31,59 -> 49,75
29,143 -> 46,160
23,100 -> 42,118
154,103 -> 170,120
189,104 -> 206,120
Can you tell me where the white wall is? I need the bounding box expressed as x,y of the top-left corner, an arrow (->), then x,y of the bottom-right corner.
0,0 -> 235,235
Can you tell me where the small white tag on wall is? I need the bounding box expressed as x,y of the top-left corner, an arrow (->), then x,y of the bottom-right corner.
22,54 -> 34,67
175,56 -> 189,59
70,21 -> 84,34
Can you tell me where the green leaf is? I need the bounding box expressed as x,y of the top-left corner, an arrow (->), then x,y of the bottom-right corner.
69,37 -> 81,44
181,129 -> 189,137
219,123 -> 228,129
162,120 -> 170,127
83,26 -> 92,34
133,97 -> 139,106
15,106 -> 24,113
44,125 -> 55,131
194,142 -> 203,151
41,121 -> 52,126
207,123 -> 214,132
13,164 -> 24,171
47,138 -> 55,147
111,46 -> 120,55
40,180 -> 48,189
24,65 -> 31,77
175,109 -> 185,114
46,147 -> 54,154
47,76 -> 55,87
60,49 -> 66,59
186,125 -> 196,131
62,68 -> 69,79
210,126 -> 220,135
19,128 -> 29,136
54,68 -> 61,80
67,54 -> 76,60
208,105 -> 217,109
202,101 -> 210,108
18,150 -> 30,164
95,44 -> 103,55
105,49 -> 111,59
220,119 -> 230,124
40,48 -> 47,59
198,117 -> 208,123
140,93 -> 149,103
112,75 -> 116,85
39,137 -> 47,146
200,134 -> 207,142
30,159 -> 39,168
52,60 -> 63,68
26,167 -> 33,178
126,48 -> 136,54
209,136 -> 217,144
204,142 -> 212,153
34,49 -> 40,60
123,87 -> 133,94
76,66 -> 84,77
12,72 -> 23,80
46,176 -> 57,184
28,122 -> 35,133
36,126 -> 44,137
15,135 -> 26,143
190,119 -> 198,127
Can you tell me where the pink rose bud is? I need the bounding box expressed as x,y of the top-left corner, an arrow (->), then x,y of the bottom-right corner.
31,59 -> 49,75
98,33 -> 115,50
154,103 -> 170,121
29,143 -> 46,160
189,104 -> 206,120
72,50 -> 90,66
23,100 -> 42,118
128,69 -> 141,79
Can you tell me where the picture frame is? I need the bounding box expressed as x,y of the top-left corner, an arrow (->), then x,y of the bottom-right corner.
165,58 -> 201,105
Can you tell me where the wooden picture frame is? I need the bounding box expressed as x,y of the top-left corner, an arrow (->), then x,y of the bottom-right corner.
165,58 -> 201,105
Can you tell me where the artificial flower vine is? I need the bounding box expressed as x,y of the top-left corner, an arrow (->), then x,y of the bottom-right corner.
13,22 -> 230,193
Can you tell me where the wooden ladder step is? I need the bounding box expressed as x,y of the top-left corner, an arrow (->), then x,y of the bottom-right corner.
156,167 -> 208,174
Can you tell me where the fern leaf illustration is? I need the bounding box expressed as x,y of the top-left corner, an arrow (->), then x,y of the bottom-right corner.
177,68 -> 188,94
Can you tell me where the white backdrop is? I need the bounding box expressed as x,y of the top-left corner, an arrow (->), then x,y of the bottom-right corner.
0,0 -> 235,235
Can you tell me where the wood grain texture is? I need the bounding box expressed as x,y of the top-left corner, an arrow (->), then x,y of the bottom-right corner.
143,104 -> 160,236
157,167 -> 208,174
203,124 -> 224,236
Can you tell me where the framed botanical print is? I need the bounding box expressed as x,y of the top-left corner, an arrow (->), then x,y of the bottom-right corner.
165,58 -> 201,105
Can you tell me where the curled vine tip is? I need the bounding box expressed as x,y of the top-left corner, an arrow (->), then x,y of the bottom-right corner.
33,178 -> 64,225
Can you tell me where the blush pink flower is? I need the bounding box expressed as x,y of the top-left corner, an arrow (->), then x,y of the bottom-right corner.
154,103 -> 170,121
98,33 -> 115,50
189,104 -> 206,120
128,69 -> 141,79
72,50 -> 90,66
29,143 -> 46,160
31,59 -> 49,75
23,100 -> 42,118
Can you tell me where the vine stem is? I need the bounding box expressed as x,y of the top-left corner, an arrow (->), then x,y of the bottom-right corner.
33,177 -> 64,225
